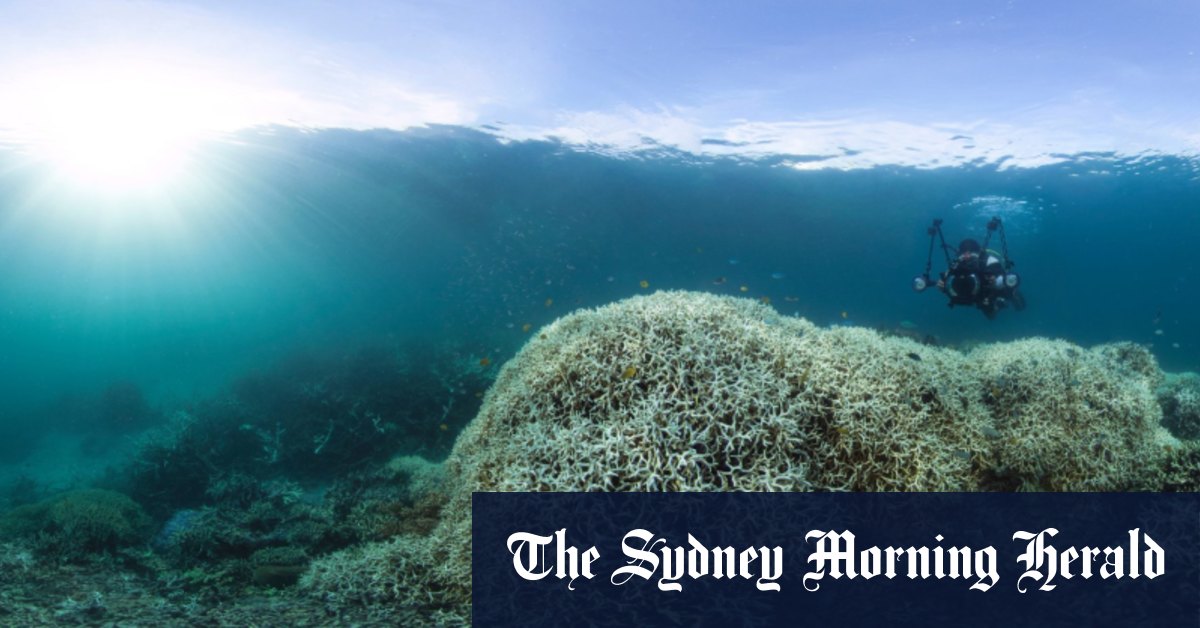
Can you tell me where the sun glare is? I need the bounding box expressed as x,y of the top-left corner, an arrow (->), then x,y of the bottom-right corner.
15,61 -> 245,193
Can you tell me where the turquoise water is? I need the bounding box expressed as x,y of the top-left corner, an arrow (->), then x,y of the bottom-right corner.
0,122 -> 1197,624
0,125 -> 1196,484
1,127 -> 1197,426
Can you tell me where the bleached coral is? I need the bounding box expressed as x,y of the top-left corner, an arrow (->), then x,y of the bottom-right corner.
301,534 -> 466,625
1149,439 -> 1200,491
1094,341 -> 1164,387
302,291 -> 1174,618
969,340 -> 1168,491
1157,372 -> 1200,440
445,293 -> 998,496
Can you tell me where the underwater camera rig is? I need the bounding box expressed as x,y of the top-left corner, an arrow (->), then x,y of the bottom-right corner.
912,216 -> 1019,298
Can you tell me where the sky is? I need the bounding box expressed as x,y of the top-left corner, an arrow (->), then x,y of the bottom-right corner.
0,0 -> 1198,168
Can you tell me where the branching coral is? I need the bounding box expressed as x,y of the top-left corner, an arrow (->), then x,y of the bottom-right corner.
1157,372 -> 1200,440
301,291 -> 1176,619
970,340 -> 1168,490
1147,440 -> 1200,491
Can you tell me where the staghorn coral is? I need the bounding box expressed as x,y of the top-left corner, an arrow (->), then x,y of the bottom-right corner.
1094,341 -> 1164,387
301,534 -> 467,625
331,456 -> 448,541
1148,439 -> 1200,491
970,340 -> 1168,491
1157,372 -> 1200,440
445,293 -> 998,496
301,291 -> 1176,619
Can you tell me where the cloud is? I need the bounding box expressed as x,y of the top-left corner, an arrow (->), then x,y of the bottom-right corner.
0,1 -> 478,143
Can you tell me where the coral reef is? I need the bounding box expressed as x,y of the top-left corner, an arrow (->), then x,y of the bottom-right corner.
971,340 -> 1167,490
1157,372 -> 1200,440
250,546 -> 310,587
0,489 -> 151,562
2,293 -> 1184,624
117,341 -> 488,517
326,455 -> 448,541
301,534 -> 465,624
301,291 -> 1176,619
1149,440 -> 1200,492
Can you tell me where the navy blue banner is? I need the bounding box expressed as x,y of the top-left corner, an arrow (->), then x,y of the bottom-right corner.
473,493 -> 1200,627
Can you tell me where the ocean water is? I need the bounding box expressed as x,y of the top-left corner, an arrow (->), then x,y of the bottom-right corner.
0,123 -> 1198,622
3,126 -> 1196,412
1,126 -> 1197,459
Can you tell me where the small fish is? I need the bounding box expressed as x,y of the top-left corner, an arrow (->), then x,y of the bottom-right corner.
622,366 -> 638,379
521,323 -> 532,333
479,357 -> 491,367
981,425 -> 1002,439
728,258 -> 740,265
439,423 -> 449,431
639,280 -> 650,289
606,276 -> 615,282
695,247 -> 704,253
953,450 -> 971,461
760,296 -> 771,305
545,298 -> 554,307
770,272 -> 785,280
739,285 -> 749,292
841,311 -> 849,319
712,276 -> 727,285
1154,329 -> 1164,336
784,296 -> 799,302
906,352 -> 921,361
1173,342 -> 1181,349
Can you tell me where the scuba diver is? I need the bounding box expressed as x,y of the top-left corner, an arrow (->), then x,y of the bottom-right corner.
912,217 -> 1025,319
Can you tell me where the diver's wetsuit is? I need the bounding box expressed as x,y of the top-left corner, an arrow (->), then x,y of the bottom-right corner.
940,252 -> 1025,320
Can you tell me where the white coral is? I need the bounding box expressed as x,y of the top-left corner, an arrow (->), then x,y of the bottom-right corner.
304,291 -> 1171,618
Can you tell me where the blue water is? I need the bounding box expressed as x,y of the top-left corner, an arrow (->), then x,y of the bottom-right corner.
0,126 -> 1197,457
